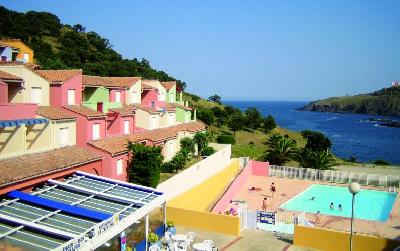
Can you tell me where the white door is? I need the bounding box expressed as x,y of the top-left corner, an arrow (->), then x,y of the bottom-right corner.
124,120 -> 130,134
92,123 -> 100,140
150,116 -> 157,130
169,93 -> 174,103
168,141 -> 175,158
168,114 -> 175,126
59,127 -> 69,147
30,87 -> 42,104
67,89 -> 75,105
185,112 -> 190,123
116,159 -> 123,176
115,91 -> 121,102
23,53 -> 29,63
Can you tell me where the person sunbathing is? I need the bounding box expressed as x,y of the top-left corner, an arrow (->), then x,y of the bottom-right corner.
248,186 -> 262,192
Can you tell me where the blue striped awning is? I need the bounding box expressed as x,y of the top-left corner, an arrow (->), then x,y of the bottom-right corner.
0,118 -> 48,128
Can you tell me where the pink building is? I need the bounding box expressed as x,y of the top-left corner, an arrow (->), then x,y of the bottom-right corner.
107,106 -> 135,137
63,105 -> 107,147
36,69 -> 83,107
109,88 -> 126,103
141,83 -> 159,108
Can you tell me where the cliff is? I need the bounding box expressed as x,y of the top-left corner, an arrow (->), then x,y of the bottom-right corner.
299,87 -> 400,116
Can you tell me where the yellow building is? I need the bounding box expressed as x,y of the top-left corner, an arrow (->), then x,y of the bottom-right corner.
0,39 -> 34,63
0,63 -> 50,106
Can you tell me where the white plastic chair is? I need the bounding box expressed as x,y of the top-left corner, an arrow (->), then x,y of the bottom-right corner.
203,240 -> 214,250
186,232 -> 195,243
149,245 -> 161,251
165,232 -> 176,250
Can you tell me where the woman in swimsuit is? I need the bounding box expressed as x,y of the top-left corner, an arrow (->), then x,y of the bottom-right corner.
270,182 -> 276,198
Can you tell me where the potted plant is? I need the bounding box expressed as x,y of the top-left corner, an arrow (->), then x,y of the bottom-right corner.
148,232 -> 159,246
166,220 -> 176,235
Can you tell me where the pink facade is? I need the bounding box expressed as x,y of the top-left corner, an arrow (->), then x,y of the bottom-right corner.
0,82 -> 7,103
107,113 -> 134,137
0,103 -> 37,120
141,89 -> 158,108
63,108 -> 106,147
211,160 -> 270,213
109,89 -> 126,103
50,74 -> 82,107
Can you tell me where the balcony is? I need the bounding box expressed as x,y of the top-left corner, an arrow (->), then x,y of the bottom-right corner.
0,103 -> 38,120
82,101 -> 122,113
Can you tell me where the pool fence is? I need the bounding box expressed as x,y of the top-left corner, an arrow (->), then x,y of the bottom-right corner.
269,165 -> 400,188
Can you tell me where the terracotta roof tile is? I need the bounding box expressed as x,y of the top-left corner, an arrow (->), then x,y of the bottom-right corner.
36,69 -> 82,83
108,77 -> 141,88
141,83 -> 156,90
0,61 -> 41,70
161,81 -> 176,90
0,70 -> 22,81
83,75 -> 140,88
36,106 -> 77,120
109,106 -> 135,116
64,105 -> 107,118
0,146 -> 102,188
89,121 -> 206,155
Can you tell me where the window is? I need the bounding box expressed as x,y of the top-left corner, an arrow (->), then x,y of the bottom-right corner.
92,123 -> 100,140
115,91 -> 121,102
67,89 -> 75,105
59,127 -> 69,147
116,159 -> 123,176
31,87 -> 42,104
124,120 -> 130,134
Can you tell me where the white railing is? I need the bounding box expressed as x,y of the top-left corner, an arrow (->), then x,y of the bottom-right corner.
269,165 -> 400,188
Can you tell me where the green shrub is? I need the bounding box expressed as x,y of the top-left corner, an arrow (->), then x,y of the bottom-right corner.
373,159 -> 390,166
148,232 -> 159,244
216,135 -> 236,145
202,146 -> 216,156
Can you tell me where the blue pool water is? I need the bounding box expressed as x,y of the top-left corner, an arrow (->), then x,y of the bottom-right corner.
281,184 -> 397,222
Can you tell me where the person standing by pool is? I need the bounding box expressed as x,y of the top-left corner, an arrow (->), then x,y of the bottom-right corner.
314,211 -> 321,224
270,182 -> 276,198
261,197 -> 268,211
338,204 -> 342,211
330,202 -> 334,210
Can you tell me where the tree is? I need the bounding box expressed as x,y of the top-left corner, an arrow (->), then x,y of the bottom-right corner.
197,108 -> 215,125
180,137 -> 196,156
263,137 -> 297,165
307,150 -> 336,170
224,105 -> 241,116
228,113 -> 244,134
261,115 -> 277,133
208,94 -> 222,104
211,106 -> 227,127
244,107 -> 263,130
301,130 -> 332,151
193,131 -> 211,156
127,143 -> 163,188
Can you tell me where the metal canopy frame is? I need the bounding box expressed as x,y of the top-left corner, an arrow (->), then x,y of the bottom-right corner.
0,171 -> 166,251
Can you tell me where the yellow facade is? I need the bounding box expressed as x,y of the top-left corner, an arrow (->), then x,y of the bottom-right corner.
294,225 -> 400,251
0,126 -> 25,158
167,159 -> 241,235
25,122 -> 52,154
0,65 -> 50,106
126,80 -> 141,104
1,39 -> 34,63
51,120 -> 77,148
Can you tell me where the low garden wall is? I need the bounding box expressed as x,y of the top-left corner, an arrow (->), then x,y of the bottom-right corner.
157,144 -> 231,201
294,225 -> 400,251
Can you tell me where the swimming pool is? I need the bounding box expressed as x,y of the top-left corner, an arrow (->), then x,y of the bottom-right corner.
281,184 -> 397,222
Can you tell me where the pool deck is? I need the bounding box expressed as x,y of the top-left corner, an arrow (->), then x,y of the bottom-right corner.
228,175 -> 400,240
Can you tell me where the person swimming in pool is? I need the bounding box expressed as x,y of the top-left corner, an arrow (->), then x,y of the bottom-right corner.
330,202 -> 334,210
338,204 -> 342,211
310,196 -> 315,201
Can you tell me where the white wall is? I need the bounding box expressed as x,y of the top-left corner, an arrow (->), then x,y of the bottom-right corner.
126,80 -> 141,104
157,144 -> 232,201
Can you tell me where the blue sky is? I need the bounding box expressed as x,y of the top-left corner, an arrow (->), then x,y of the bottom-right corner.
1,1 -> 399,101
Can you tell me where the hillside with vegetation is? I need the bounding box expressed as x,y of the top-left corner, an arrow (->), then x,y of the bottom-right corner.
0,6 -> 187,90
299,86 -> 400,116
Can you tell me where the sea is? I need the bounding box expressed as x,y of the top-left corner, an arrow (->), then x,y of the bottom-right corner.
224,101 -> 400,165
